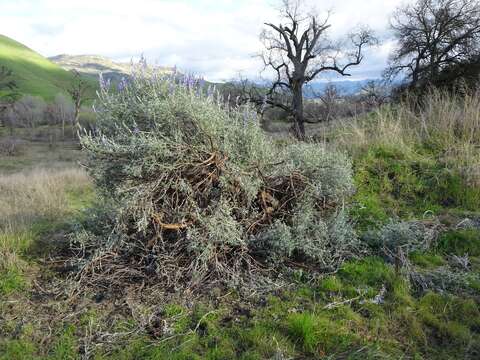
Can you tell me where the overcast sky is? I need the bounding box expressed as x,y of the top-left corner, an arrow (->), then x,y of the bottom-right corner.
0,0 -> 406,82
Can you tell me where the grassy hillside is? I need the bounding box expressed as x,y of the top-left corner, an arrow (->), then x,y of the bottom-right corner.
0,34 -> 96,101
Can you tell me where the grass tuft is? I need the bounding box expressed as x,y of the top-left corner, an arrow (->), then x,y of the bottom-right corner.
437,229 -> 480,256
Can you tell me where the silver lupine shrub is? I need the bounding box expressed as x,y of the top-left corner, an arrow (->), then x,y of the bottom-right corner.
77,64 -> 359,288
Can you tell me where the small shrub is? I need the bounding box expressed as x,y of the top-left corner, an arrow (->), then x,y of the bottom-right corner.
76,66 -> 359,289
363,221 -> 439,263
409,265 -> 480,296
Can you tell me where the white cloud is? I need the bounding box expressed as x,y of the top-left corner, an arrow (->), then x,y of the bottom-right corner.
0,0 -> 406,82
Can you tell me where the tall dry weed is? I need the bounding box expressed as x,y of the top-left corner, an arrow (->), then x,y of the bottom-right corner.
0,167 -> 90,232
0,167 -> 90,280
332,89 -> 480,185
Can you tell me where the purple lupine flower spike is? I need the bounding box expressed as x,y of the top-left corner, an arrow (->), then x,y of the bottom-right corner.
117,77 -> 128,92
139,54 -> 148,69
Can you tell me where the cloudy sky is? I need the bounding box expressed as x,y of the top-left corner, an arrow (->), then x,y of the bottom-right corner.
0,0 -> 405,82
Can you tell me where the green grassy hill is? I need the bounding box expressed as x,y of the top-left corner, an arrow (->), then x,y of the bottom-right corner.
0,34 -> 97,101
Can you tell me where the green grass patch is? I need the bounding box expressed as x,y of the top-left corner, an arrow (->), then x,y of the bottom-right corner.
285,312 -> 359,355
0,267 -> 26,296
418,292 -> 480,348
49,325 -> 79,360
65,186 -> 96,212
318,275 -> 344,293
351,144 -> 480,230
0,230 -> 36,295
339,257 -> 395,289
2,274 -> 480,359
437,229 -> 480,256
0,339 -> 38,360
409,252 -> 446,268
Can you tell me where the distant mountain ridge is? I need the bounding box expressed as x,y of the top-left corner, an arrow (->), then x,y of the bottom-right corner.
248,78 -> 382,98
304,79 -> 380,98
49,54 -> 131,75
49,54 -> 174,83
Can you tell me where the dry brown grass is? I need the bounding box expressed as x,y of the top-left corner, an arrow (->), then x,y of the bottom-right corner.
0,167 -> 91,277
0,167 -> 90,231
333,89 -> 480,150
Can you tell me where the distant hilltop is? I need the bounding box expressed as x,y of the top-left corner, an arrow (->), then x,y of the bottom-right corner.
49,54 -> 175,82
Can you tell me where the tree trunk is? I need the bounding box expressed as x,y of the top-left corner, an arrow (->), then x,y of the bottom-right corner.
72,99 -> 80,139
73,104 -> 80,128
292,81 -> 305,140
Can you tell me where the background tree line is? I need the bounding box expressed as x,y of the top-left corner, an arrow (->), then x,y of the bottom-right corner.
0,67 -> 93,140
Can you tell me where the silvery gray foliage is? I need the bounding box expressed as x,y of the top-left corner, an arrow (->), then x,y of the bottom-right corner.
276,143 -> 355,202
253,207 -> 360,270
77,62 -> 358,285
368,220 -> 440,263
410,266 -> 480,296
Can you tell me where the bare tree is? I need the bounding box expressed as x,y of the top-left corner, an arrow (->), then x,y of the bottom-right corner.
67,70 -> 91,127
360,81 -> 390,108
258,0 -> 376,139
318,83 -> 341,122
47,93 -> 75,138
12,95 -> 47,128
386,0 -> 480,90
